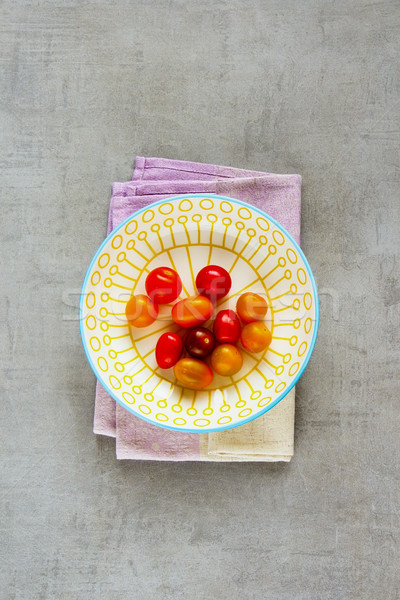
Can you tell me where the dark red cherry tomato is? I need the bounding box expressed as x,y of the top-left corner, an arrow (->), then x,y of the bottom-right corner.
185,327 -> 215,359
213,309 -> 241,344
155,332 -> 183,369
145,266 -> 182,304
195,265 -> 232,303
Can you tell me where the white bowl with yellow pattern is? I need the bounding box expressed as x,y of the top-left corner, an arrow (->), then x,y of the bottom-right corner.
80,194 -> 319,432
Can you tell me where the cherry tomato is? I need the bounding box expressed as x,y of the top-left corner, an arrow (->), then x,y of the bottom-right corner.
185,327 -> 215,359
155,332 -> 183,369
174,358 -> 213,389
213,309 -> 241,344
240,321 -> 272,353
171,295 -> 213,328
211,344 -> 243,376
145,266 -> 182,304
236,292 -> 268,324
196,265 -> 232,302
125,294 -> 158,328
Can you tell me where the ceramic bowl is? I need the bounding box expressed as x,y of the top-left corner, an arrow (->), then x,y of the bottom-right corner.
80,194 -> 319,432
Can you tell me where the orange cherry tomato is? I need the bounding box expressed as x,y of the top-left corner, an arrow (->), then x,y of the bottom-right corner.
171,295 -> 213,328
240,321 -> 272,353
236,292 -> 268,324
125,294 -> 158,328
210,344 -> 243,376
174,358 -> 213,389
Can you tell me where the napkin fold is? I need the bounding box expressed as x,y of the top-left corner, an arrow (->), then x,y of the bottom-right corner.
93,157 -> 301,461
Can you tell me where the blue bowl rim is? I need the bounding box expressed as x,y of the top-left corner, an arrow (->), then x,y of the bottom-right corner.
79,193 -> 320,433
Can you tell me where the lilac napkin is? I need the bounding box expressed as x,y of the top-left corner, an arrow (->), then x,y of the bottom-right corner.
93,157 -> 301,460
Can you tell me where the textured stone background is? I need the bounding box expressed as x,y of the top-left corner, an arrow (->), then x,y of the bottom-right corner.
1,1 -> 399,598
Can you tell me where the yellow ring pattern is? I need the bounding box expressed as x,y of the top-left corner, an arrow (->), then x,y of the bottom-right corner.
258,397 -> 272,407
298,341 -> 308,357
297,268 -> 307,285
86,315 -> 96,330
98,253 -> 110,268
156,413 -> 169,422
238,207 -> 252,220
97,357 -> 108,372
304,292 -> 313,310
125,220 -> 138,235
286,248 -> 297,264
220,201 -> 233,213
200,198 -> 214,210
179,199 -> 193,211
90,337 -> 101,352
142,209 -> 155,223
91,271 -> 101,286
122,392 -> 135,404
272,230 -> 285,245
217,416 -> 232,425
109,375 -> 121,389
158,203 -> 173,215
174,417 -> 187,425
86,292 -> 95,309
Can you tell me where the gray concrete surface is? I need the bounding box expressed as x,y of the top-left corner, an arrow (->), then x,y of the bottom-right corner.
1,1 -> 399,598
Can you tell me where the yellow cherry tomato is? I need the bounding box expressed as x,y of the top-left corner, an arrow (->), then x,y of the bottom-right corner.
171,295 -> 213,328
210,344 -> 243,376
240,321 -> 272,353
174,358 -> 213,389
125,294 -> 158,328
236,292 -> 268,324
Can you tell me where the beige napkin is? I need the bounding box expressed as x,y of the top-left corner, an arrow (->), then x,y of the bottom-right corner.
200,390 -> 295,461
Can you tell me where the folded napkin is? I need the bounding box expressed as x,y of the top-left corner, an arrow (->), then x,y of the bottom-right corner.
93,157 -> 302,461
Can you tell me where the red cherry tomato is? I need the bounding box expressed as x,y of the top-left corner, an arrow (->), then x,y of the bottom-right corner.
171,296 -> 214,328
125,294 -> 158,328
195,265 -> 232,303
145,266 -> 182,304
185,327 -> 215,359
155,332 -> 183,369
174,358 -> 213,389
213,309 -> 241,344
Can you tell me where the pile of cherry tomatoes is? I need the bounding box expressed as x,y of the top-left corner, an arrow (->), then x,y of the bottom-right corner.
125,265 -> 272,390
